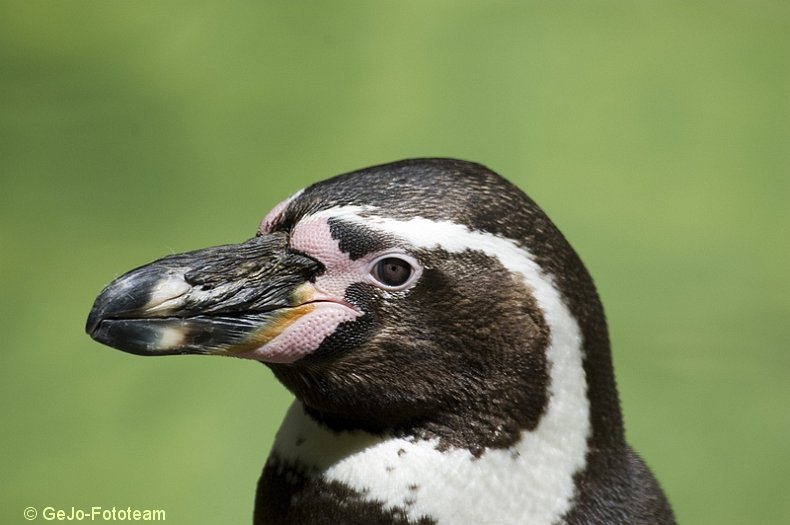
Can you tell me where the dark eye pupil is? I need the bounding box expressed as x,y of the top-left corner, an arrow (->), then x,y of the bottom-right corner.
374,257 -> 412,287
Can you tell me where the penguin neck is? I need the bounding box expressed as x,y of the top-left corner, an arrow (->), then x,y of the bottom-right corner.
267,291 -> 598,524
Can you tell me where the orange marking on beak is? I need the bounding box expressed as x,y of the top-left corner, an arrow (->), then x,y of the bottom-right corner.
228,284 -> 316,353
246,303 -> 316,346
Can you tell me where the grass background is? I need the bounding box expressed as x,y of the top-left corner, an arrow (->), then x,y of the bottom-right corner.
2,2 -> 788,524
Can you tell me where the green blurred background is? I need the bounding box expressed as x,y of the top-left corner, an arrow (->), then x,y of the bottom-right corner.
2,2 -> 788,524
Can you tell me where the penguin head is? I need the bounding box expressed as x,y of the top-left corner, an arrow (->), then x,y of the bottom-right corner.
87,158 -> 616,451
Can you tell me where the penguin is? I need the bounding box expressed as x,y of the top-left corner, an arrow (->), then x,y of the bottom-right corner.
86,158 -> 675,525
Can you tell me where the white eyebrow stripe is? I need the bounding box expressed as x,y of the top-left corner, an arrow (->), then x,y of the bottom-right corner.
314,207 -> 557,314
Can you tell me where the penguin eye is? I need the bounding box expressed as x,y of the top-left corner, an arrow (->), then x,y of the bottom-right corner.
370,257 -> 414,289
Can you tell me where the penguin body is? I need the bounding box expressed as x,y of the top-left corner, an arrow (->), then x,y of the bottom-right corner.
87,159 -> 675,524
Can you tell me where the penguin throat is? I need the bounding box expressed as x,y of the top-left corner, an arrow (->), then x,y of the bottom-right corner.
299,388 -> 547,458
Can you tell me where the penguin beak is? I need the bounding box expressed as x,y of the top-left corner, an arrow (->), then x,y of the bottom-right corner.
86,232 -> 321,358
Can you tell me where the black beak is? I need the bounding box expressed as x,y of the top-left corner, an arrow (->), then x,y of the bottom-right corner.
86,232 -> 320,357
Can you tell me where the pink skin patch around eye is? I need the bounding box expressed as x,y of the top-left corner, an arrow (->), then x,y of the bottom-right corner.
289,214 -> 379,298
